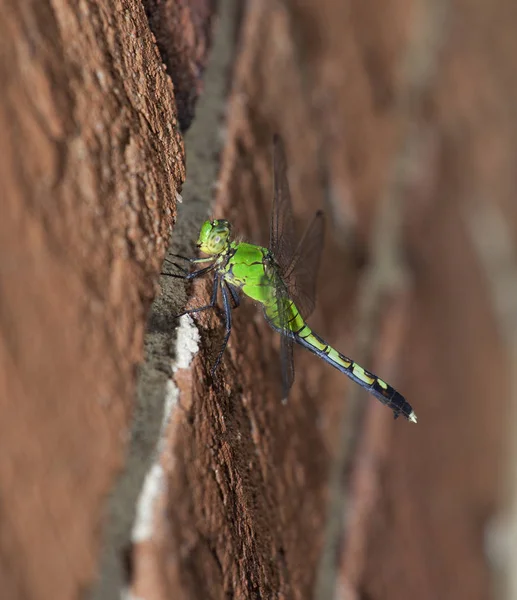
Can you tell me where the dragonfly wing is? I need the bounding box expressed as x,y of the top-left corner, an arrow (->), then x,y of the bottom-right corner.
263,267 -> 296,400
279,329 -> 294,402
283,210 -> 325,320
270,135 -> 296,270
268,136 -> 324,398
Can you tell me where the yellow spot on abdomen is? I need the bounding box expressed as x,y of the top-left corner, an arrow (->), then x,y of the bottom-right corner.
329,348 -> 350,367
307,332 -> 326,352
352,364 -> 375,385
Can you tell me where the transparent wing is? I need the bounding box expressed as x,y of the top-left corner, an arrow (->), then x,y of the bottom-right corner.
283,210 -> 325,320
269,136 -> 325,321
279,328 -> 294,401
270,135 -> 296,272
263,266 -> 295,399
267,135 -> 325,397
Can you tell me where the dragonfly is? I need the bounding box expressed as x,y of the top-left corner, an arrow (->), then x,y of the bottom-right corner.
165,136 -> 416,423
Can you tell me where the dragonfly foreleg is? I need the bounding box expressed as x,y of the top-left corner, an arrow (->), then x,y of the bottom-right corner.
161,260 -> 189,277
184,263 -> 217,281
174,272 -> 220,319
211,281 -> 232,375
166,254 -> 213,264
162,262 -> 216,281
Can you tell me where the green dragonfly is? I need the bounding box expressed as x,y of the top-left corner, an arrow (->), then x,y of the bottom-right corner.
165,136 -> 416,423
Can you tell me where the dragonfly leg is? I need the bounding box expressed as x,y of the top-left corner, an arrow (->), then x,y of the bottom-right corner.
161,263 -> 189,277
174,272 -> 220,319
162,256 -> 192,275
166,254 -> 213,264
184,263 -> 217,281
226,282 -> 240,309
162,262 -> 216,281
211,281 -> 232,375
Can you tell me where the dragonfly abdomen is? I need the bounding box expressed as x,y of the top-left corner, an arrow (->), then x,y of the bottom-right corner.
294,326 -> 417,422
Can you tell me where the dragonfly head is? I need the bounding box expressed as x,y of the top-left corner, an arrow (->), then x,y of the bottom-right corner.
197,219 -> 232,255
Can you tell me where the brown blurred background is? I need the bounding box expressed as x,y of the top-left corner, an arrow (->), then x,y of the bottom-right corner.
1,0 -> 516,598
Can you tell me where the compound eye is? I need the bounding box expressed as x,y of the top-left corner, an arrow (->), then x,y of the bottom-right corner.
214,235 -> 221,244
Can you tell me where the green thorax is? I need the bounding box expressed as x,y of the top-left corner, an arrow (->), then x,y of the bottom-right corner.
221,241 -> 277,306
220,241 -> 305,333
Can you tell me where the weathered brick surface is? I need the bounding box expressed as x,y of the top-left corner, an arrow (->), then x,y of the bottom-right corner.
0,1 -> 183,598
2,0 -> 516,598
144,0 -> 217,131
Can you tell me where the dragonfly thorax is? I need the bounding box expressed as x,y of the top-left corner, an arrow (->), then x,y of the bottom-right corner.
197,219 -> 232,256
